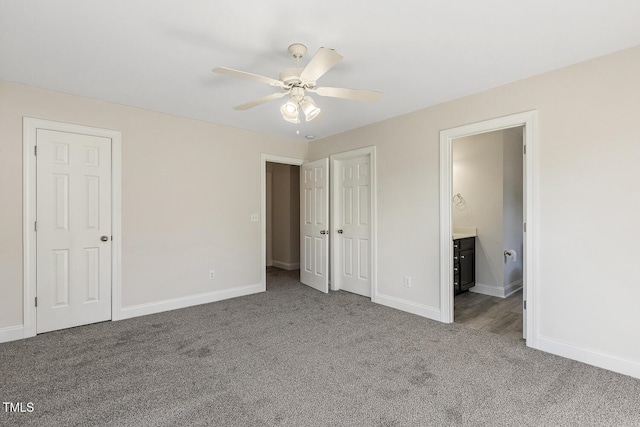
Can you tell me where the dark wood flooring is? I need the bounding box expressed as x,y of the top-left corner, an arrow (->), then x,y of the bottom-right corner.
454,289 -> 524,341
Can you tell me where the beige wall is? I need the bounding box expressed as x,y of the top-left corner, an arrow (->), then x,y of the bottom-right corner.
309,45 -> 640,369
0,81 -> 307,328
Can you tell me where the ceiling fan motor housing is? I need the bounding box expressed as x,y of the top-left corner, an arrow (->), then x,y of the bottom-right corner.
289,87 -> 305,102
279,67 -> 305,86
288,43 -> 307,59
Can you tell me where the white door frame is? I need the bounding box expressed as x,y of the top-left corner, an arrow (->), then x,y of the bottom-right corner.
439,111 -> 539,348
330,146 -> 377,300
23,117 -> 122,338
260,154 -> 305,291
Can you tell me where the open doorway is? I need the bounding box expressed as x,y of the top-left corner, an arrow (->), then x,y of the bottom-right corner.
439,111 -> 538,348
265,161 -> 301,289
260,154 -> 305,291
451,127 -> 524,341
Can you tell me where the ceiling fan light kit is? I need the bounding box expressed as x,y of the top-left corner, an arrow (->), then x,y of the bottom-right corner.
280,101 -> 300,123
299,97 -> 321,121
213,43 -> 382,128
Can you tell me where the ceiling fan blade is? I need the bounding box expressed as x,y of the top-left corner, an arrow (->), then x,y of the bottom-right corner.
234,92 -> 287,111
313,86 -> 382,103
213,67 -> 283,87
299,47 -> 343,82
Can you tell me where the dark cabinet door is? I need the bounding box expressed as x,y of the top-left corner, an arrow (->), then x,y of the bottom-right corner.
453,237 -> 475,295
459,248 -> 474,290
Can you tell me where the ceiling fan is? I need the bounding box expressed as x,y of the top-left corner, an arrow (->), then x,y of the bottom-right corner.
212,43 -> 382,123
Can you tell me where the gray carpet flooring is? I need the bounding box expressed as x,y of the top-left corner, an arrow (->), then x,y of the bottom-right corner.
1,268 -> 639,426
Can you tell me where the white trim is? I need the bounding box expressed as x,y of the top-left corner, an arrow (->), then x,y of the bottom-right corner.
439,111 -> 539,350
0,325 -> 25,344
271,260 -> 300,271
537,336 -> 640,380
469,279 -> 522,298
329,146 -> 378,300
469,283 -> 508,298
119,284 -> 262,320
111,129 -> 123,321
23,118 -> 123,337
504,279 -> 523,297
375,293 -> 440,321
260,154 -> 305,291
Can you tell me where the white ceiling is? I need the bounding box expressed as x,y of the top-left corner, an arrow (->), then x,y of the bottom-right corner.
2,1 -> 640,141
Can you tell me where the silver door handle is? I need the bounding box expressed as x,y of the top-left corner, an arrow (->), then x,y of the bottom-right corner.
320,230 -> 327,235
337,230 -> 343,234
100,236 -> 109,242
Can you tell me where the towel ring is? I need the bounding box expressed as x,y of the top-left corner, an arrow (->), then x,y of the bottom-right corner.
453,193 -> 464,206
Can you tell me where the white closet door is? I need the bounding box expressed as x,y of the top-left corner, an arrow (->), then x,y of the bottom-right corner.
300,158 -> 329,293
335,155 -> 371,297
36,129 -> 112,333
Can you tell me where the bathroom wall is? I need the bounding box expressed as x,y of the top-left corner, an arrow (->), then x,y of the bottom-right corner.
452,128 -> 523,297
502,128 -> 524,292
453,132 -> 504,290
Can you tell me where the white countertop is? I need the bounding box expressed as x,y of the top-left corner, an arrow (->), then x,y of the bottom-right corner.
452,233 -> 476,240
452,227 -> 477,240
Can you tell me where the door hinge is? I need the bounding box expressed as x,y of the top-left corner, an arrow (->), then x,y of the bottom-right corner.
34,145 -> 37,156
523,300 -> 526,310
34,221 -> 37,232
523,145 -> 526,155
35,297 -> 38,307
523,222 -> 527,232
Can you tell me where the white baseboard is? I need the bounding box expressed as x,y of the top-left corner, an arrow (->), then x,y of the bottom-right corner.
374,293 -> 441,321
470,279 -> 522,298
469,283 -> 504,298
505,279 -> 523,297
271,260 -> 300,271
119,283 -> 263,320
536,335 -> 640,380
0,325 -> 25,344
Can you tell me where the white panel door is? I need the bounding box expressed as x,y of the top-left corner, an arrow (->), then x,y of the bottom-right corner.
300,158 -> 329,293
36,129 -> 112,333
336,155 -> 371,297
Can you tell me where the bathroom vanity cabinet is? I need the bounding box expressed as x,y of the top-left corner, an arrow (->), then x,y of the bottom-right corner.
453,237 -> 475,295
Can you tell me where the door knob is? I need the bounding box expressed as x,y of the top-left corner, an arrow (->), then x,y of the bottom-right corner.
337,230 -> 343,234
100,236 -> 109,242
320,230 -> 327,235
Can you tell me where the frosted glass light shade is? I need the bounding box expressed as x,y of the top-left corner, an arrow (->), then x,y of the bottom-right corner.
300,97 -> 321,122
280,101 -> 300,123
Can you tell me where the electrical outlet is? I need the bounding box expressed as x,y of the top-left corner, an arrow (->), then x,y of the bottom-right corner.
209,270 -> 215,280
404,276 -> 412,288
250,213 -> 259,222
